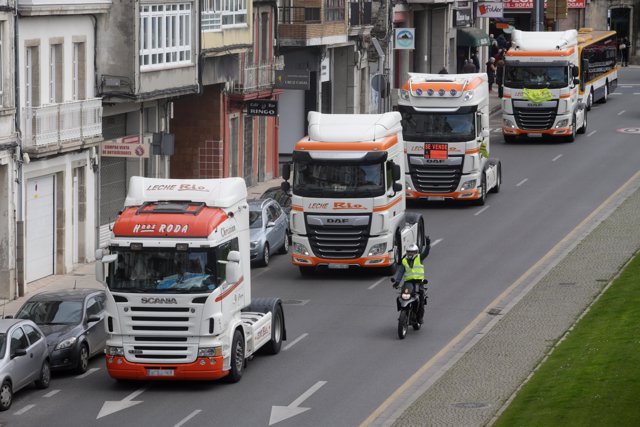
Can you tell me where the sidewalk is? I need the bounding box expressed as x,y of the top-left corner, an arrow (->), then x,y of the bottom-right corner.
0,177 -> 284,317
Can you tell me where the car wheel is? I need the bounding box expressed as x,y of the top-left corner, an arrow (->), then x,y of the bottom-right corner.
35,359 -> 51,389
0,381 -> 12,411
76,343 -> 90,374
225,329 -> 245,383
278,232 -> 289,254
261,243 -> 270,267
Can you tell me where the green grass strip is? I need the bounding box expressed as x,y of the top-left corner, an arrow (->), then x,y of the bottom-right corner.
494,252 -> 640,427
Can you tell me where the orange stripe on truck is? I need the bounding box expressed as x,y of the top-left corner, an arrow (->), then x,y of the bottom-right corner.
506,47 -> 575,57
402,76 -> 484,92
295,135 -> 398,152
373,197 -> 402,212
292,254 -> 390,267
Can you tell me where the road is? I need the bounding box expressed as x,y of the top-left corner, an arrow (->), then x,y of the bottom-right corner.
2,67 -> 639,427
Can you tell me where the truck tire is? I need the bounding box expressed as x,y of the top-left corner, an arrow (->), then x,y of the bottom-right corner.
225,329 -> 245,383
565,116 -> 576,142
599,82 -> 608,104
489,162 -> 501,194
586,89 -> 593,111
262,304 -> 284,355
577,110 -> 587,134
474,173 -> 487,206
382,233 -> 401,276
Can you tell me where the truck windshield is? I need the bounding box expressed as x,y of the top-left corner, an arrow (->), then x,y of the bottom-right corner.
106,248 -> 218,293
293,161 -> 385,198
504,65 -> 568,89
399,107 -> 476,142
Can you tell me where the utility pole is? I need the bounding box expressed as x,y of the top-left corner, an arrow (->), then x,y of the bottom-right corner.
533,0 -> 545,31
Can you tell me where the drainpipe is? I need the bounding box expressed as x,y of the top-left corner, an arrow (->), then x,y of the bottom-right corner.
13,0 -> 25,297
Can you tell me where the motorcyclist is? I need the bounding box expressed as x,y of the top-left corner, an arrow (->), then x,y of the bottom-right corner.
391,238 -> 431,324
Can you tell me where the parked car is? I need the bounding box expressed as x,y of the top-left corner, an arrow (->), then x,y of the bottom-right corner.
0,318 -> 50,411
249,198 -> 289,266
260,185 -> 292,215
14,289 -> 108,374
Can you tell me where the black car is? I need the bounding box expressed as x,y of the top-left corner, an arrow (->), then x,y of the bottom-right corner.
14,289 -> 108,374
260,186 -> 292,215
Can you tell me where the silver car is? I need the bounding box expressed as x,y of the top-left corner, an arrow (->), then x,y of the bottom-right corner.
0,319 -> 50,411
249,198 -> 289,266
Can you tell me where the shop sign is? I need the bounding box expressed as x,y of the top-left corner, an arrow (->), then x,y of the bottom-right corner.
394,28 -> 415,50
246,100 -> 278,117
477,2 -> 504,18
454,8 -> 473,27
101,135 -> 150,158
504,0 -> 585,8
274,70 -> 310,90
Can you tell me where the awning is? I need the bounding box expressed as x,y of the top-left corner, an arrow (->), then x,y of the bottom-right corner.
457,27 -> 491,47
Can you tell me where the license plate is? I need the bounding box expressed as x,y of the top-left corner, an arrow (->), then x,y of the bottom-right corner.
527,133 -> 542,138
428,196 -> 445,201
424,143 -> 448,160
328,263 -> 349,269
147,369 -> 175,377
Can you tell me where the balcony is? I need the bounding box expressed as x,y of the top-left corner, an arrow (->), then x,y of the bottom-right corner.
278,4 -> 348,47
231,62 -> 275,95
22,98 -> 103,154
18,0 -> 111,16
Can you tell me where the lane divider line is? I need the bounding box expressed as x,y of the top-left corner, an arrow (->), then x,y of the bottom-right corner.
14,404 -> 36,415
284,333 -> 309,351
368,277 -> 388,290
252,267 -> 271,280
587,130 -> 598,137
617,110 -> 626,115
43,389 -> 61,398
552,154 -> 563,162
516,178 -> 528,187
474,206 -> 490,216
76,367 -> 100,379
174,409 -> 202,427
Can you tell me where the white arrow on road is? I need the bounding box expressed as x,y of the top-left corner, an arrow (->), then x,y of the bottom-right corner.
97,387 -> 147,419
269,381 -> 327,425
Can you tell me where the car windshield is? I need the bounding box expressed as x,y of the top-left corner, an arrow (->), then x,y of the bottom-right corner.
16,301 -> 83,325
399,106 -> 476,142
504,65 -> 568,89
0,333 -> 5,356
293,161 -> 385,197
106,248 -> 223,293
249,210 -> 263,229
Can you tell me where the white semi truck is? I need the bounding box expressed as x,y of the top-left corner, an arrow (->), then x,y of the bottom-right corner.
397,72 -> 501,204
281,111 -> 427,276
95,177 -> 285,382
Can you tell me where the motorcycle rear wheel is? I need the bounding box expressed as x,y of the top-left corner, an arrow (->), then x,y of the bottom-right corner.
398,310 -> 409,339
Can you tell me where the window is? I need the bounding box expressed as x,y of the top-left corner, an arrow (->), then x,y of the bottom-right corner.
202,0 -> 246,31
72,42 -> 86,101
324,0 -> 345,22
0,23 -> 4,105
26,46 -> 40,107
140,4 -> 192,70
23,324 -> 43,345
230,115 -> 239,177
215,238 -> 239,284
11,327 -> 29,353
50,43 -> 63,104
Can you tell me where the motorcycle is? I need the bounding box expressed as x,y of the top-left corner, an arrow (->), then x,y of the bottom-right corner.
395,280 -> 427,339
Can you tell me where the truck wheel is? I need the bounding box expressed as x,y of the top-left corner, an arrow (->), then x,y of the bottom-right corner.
586,90 -> 593,111
261,243 -> 270,267
489,163 -> 501,194
383,234 -> 400,276
600,82 -> 608,104
225,329 -> 245,383
566,117 -> 576,142
577,111 -> 587,134
474,174 -> 487,206
263,304 -> 284,355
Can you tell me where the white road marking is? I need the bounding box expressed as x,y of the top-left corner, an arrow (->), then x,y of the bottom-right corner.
610,92 -> 622,95
174,410 -> 202,427
43,389 -> 61,398
431,238 -> 443,247
14,404 -> 36,415
97,387 -> 147,419
269,381 -> 327,425
252,267 -> 271,279
620,85 -> 632,88
492,128 -> 502,134
474,206 -> 490,216
634,93 -> 640,95
368,277 -> 388,290
552,154 -> 563,162
76,367 -> 100,379
516,178 -> 528,187
284,333 -> 309,351
617,110 -> 626,115
587,130 -> 598,137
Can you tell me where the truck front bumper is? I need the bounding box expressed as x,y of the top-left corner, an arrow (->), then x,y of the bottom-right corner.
290,236 -> 391,268
405,173 -> 481,201
105,355 -> 228,381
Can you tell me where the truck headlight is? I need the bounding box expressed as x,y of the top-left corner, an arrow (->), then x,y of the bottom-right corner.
107,346 -> 124,356
555,119 -> 569,128
55,337 -> 77,350
405,178 -> 413,191
503,119 -> 516,128
198,347 -> 222,357
463,91 -> 474,101
461,179 -> 477,191
399,90 -> 410,101
293,242 -> 309,255
368,243 -> 387,256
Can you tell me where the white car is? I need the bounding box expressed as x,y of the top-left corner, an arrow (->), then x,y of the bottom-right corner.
0,319 -> 50,411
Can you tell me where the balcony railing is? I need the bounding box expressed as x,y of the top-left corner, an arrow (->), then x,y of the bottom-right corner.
349,1 -> 372,26
23,98 -> 103,148
278,6 -> 321,24
232,62 -> 274,93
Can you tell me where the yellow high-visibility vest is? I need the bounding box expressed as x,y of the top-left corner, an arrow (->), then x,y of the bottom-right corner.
402,256 -> 424,281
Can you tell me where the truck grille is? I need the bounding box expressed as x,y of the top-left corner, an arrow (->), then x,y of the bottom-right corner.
305,215 -> 371,259
513,102 -> 558,130
409,157 -> 463,193
122,305 -> 199,363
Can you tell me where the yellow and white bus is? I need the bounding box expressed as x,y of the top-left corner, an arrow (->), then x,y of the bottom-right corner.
577,28 -> 619,109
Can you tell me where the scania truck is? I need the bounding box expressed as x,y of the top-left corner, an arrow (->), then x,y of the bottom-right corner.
95,177 -> 286,382
397,72 -> 501,204
281,111 -> 427,276
502,29 -> 595,143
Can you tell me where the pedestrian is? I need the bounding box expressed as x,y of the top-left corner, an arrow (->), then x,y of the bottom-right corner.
490,39 -> 499,58
462,59 -> 476,73
497,33 -> 508,50
496,58 -> 505,98
486,57 -> 496,91
471,53 -> 480,73
619,38 -> 630,67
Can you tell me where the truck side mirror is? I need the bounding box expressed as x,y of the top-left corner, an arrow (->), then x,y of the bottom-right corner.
225,250 -> 242,285
392,164 -> 401,181
282,163 -> 291,180
573,78 -> 580,86
393,182 -> 403,192
96,254 -> 117,283
572,66 -> 579,78
281,181 -> 291,193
